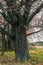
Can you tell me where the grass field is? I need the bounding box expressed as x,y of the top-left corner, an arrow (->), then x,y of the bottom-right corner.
0,47 -> 43,65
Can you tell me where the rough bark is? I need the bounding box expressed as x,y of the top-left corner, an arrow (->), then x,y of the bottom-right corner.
15,25 -> 29,61
2,33 -> 5,55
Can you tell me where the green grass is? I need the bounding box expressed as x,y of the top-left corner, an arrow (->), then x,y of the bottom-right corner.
0,48 -> 43,65
29,48 -> 43,65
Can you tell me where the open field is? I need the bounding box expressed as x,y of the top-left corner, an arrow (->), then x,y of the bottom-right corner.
0,47 -> 43,65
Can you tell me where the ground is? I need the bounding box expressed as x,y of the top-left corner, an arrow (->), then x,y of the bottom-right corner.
0,46 -> 43,65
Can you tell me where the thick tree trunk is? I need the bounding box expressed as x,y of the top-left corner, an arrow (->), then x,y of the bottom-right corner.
15,25 -> 30,61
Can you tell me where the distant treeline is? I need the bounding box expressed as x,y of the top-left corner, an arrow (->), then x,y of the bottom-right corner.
29,41 -> 43,46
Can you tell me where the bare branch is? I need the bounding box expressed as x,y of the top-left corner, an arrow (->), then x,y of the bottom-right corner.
27,28 -> 43,36
0,27 -> 10,35
27,3 -> 43,26
26,25 -> 43,30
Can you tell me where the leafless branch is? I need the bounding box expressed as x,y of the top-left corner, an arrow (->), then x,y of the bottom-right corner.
27,28 -> 43,36
27,3 -> 43,26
